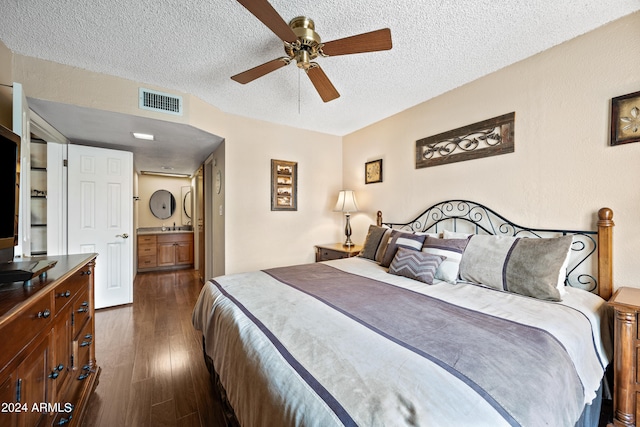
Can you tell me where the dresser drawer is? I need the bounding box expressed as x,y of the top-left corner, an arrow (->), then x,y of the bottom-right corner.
138,244 -> 156,257
74,318 -> 93,371
138,235 -> 157,245
0,292 -> 53,371
315,244 -> 362,262
72,290 -> 91,339
138,255 -> 157,269
318,248 -> 348,261
54,268 -> 90,313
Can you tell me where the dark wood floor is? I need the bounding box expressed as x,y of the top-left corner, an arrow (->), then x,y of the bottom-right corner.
82,269 -> 226,427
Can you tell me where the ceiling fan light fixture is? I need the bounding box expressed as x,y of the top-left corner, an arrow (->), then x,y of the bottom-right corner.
296,50 -> 312,69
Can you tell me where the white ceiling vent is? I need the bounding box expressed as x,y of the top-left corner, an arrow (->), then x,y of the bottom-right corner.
139,88 -> 183,116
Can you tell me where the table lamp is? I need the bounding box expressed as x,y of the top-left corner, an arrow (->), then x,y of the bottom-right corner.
334,190 -> 358,247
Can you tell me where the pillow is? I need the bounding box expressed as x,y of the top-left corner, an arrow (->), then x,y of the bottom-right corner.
421,236 -> 470,284
359,225 -> 392,263
458,235 -> 573,301
388,248 -> 445,285
416,232 -> 440,239
556,240 -> 573,296
380,230 -> 427,268
443,230 -> 472,239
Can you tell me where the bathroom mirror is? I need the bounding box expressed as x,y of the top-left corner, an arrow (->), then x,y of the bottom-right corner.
181,186 -> 192,225
149,189 -> 176,220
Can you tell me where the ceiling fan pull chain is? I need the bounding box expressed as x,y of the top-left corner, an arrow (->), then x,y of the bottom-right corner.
298,69 -> 301,115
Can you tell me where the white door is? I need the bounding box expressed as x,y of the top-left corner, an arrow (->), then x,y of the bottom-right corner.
12,82 -> 31,258
68,145 -> 133,309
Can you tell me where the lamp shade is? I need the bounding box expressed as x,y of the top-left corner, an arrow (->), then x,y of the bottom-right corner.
334,190 -> 359,213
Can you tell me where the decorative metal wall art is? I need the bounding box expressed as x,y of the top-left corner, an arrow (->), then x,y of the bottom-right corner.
611,90 -> 640,146
271,159 -> 297,211
415,112 -> 515,169
365,159 -> 383,184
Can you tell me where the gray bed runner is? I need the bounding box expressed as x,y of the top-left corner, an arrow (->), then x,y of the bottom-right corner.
263,262 -> 585,427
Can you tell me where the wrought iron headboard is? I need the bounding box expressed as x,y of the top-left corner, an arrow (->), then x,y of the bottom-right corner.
378,200 -> 614,299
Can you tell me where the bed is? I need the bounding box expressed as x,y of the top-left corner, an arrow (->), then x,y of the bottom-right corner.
192,200 -> 615,427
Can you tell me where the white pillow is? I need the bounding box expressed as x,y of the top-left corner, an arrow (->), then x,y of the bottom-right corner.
556,240 -> 573,296
422,236 -> 470,284
443,230 -> 472,239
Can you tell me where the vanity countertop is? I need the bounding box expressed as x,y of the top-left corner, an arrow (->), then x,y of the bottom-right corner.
137,228 -> 193,235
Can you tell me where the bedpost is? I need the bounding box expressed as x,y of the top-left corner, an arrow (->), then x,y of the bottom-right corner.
377,211 -> 382,227
597,207 -> 614,301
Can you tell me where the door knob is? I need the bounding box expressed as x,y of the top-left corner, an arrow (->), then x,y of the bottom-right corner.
116,233 -> 129,239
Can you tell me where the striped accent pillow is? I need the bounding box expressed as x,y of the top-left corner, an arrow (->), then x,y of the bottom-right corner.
389,248 -> 445,284
422,236 -> 470,284
380,230 -> 427,267
458,235 -> 573,301
358,225 -> 392,263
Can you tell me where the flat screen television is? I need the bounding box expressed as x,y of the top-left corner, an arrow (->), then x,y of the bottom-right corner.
0,123 -> 20,265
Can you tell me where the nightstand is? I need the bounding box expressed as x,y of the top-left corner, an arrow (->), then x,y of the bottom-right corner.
315,243 -> 362,262
609,287 -> 640,427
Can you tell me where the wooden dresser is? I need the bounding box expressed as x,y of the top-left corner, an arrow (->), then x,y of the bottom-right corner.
0,254 -> 100,427
137,232 -> 194,272
609,287 -> 640,427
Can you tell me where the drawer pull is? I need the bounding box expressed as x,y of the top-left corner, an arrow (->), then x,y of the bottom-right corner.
80,340 -> 92,347
57,415 -> 72,425
37,309 -> 51,319
84,333 -> 93,340
48,363 -> 65,379
57,290 -> 71,298
80,270 -> 92,276
77,372 -> 90,380
49,364 -> 62,377
77,301 -> 89,313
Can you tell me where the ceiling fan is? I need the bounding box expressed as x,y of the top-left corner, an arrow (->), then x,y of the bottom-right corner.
231,0 -> 392,102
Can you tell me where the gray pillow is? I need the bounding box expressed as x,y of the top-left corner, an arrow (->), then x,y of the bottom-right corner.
458,235 -> 573,301
388,248 -> 445,285
358,225 -> 392,263
380,230 -> 427,268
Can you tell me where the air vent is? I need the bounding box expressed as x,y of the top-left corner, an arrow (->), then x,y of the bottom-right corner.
139,88 -> 183,116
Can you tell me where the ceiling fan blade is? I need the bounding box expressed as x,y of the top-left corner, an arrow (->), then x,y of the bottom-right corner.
231,58 -> 289,84
236,0 -> 297,43
321,28 -> 392,56
306,65 -> 340,103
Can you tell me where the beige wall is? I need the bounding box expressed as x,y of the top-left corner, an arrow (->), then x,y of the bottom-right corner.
137,174 -> 191,228
343,11 -> 640,290
222,114 -> 343,273
209,141 -> 225,278
0,40 -> 13,128
10,54 -> 342,274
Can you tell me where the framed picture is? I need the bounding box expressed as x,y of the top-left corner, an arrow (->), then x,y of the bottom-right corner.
365,159 -> 383,184
611,90 -> 640,146
271,159 -> 297,211
416,112 -> 515,169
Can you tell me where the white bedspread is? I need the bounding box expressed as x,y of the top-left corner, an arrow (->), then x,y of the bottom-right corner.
192,257 -> 612,427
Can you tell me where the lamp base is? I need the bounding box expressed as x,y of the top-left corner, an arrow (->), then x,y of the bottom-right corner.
343,213 -> 353,247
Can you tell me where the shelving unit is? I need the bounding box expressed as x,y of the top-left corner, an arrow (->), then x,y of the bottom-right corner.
30,137 -> 47,256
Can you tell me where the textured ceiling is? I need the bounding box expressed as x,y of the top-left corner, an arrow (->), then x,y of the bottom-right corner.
1,1 -> 639,165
